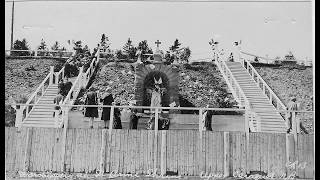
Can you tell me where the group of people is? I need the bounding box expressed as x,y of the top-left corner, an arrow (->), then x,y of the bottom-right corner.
53,77 -> 73,116
83,87 -> 140,129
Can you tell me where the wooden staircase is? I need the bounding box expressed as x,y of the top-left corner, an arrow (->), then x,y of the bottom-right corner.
17,49 -> 101,128
22,84 -> 58,128
224,61 -> 286,133
22,77 -> 79,128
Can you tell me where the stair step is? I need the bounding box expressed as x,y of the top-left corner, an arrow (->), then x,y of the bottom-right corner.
21,123 -> 56,128
25,117 -> 55,122
30,111 -> 54,115
261,126 -> 286,132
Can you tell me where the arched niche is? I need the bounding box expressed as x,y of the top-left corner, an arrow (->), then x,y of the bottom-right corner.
134,63 -> 180,113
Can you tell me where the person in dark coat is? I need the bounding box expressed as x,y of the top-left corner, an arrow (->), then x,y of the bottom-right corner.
84,87 -> 99,128
113,103 -> 122,129
203,105 -> 215,131
100,90 -> 114,129
64,77 -> 73,98
129,109 -> 139,129
58,79 -> 65,95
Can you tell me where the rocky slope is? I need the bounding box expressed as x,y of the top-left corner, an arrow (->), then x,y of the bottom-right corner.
5,58 -> 64,103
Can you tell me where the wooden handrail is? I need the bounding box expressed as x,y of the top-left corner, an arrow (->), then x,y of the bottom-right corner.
215,57 -> 262,132
25,73 -> 50,105
216,58 -> 250,109
241,57 -> 287,111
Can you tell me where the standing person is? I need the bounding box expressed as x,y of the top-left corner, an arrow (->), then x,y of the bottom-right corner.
129,109 -> 139,129
202,105 -> 214,131
84,87 -> 99,128
58,79 -> 65,95
100,89 -> 114,129
53,92 -> 64,117
113,103 -> 122,129
286,97 -> 308,134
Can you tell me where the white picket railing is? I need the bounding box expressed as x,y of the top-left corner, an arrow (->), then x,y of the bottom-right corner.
57,49 -> 101,128
241,57 -> 287,112
15,67 -> 54,128
215,57 -> 261,132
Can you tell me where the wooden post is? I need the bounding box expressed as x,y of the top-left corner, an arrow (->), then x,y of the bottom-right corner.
24,128 -> 33,172
296,112 -> 301,134
292,112 -> 297,143
15,105 -> 23,128
55,72 -> 59,85
100,129 -> 107,174
244,108 -> 250,135
223,132 -> 230,177
78,66 -> 84,88
63,106 -> 69,129
154,108 -> 159,175
10,1 -> 14,51
199,109 -> 203,132
160,130 -> 166,176
49,66 -> 54,85
109,106 -> 114,137
41,85 -> 45,95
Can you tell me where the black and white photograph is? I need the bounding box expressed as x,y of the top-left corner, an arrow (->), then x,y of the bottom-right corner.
5,0 -> 314,179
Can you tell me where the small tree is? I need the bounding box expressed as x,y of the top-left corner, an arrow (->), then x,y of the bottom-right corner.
38,39 -> 48,56
123,38 -> 137,60
254,56 -> 259,62
12,38 -> 30,56
169,39 -> 181,52
137,40 -> 153,60
179,47 -> 191,64
51,41 -> 60,51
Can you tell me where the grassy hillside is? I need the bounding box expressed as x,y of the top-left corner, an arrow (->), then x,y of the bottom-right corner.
255,66 -> 313,133
5,58 -> 65,103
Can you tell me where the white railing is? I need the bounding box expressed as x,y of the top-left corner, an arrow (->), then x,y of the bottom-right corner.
82,51 -> 100,88
58,48 -> 101,128
215,57 -> 261,132
5,49 -> 73,58
15,67 -> 54,128
241,56 -> 287,112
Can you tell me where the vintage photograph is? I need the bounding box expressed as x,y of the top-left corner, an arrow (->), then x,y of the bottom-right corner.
5,0 -> 314,179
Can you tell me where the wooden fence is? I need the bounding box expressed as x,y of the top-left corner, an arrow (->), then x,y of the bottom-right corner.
5,127 -> 314,178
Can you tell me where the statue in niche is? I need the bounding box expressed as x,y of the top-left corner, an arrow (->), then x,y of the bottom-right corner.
146,77 -> 167,112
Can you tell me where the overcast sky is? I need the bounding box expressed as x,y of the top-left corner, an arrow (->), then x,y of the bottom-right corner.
5,1 -> 313,61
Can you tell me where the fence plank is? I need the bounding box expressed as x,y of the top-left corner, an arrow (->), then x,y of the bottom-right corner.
4,128 -> 314,179
24,128 -> 33,172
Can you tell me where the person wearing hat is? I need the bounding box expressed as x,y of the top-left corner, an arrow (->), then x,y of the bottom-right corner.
100,88 -> 114,129
84,86 -> 99,128
286,97 -> 308,134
